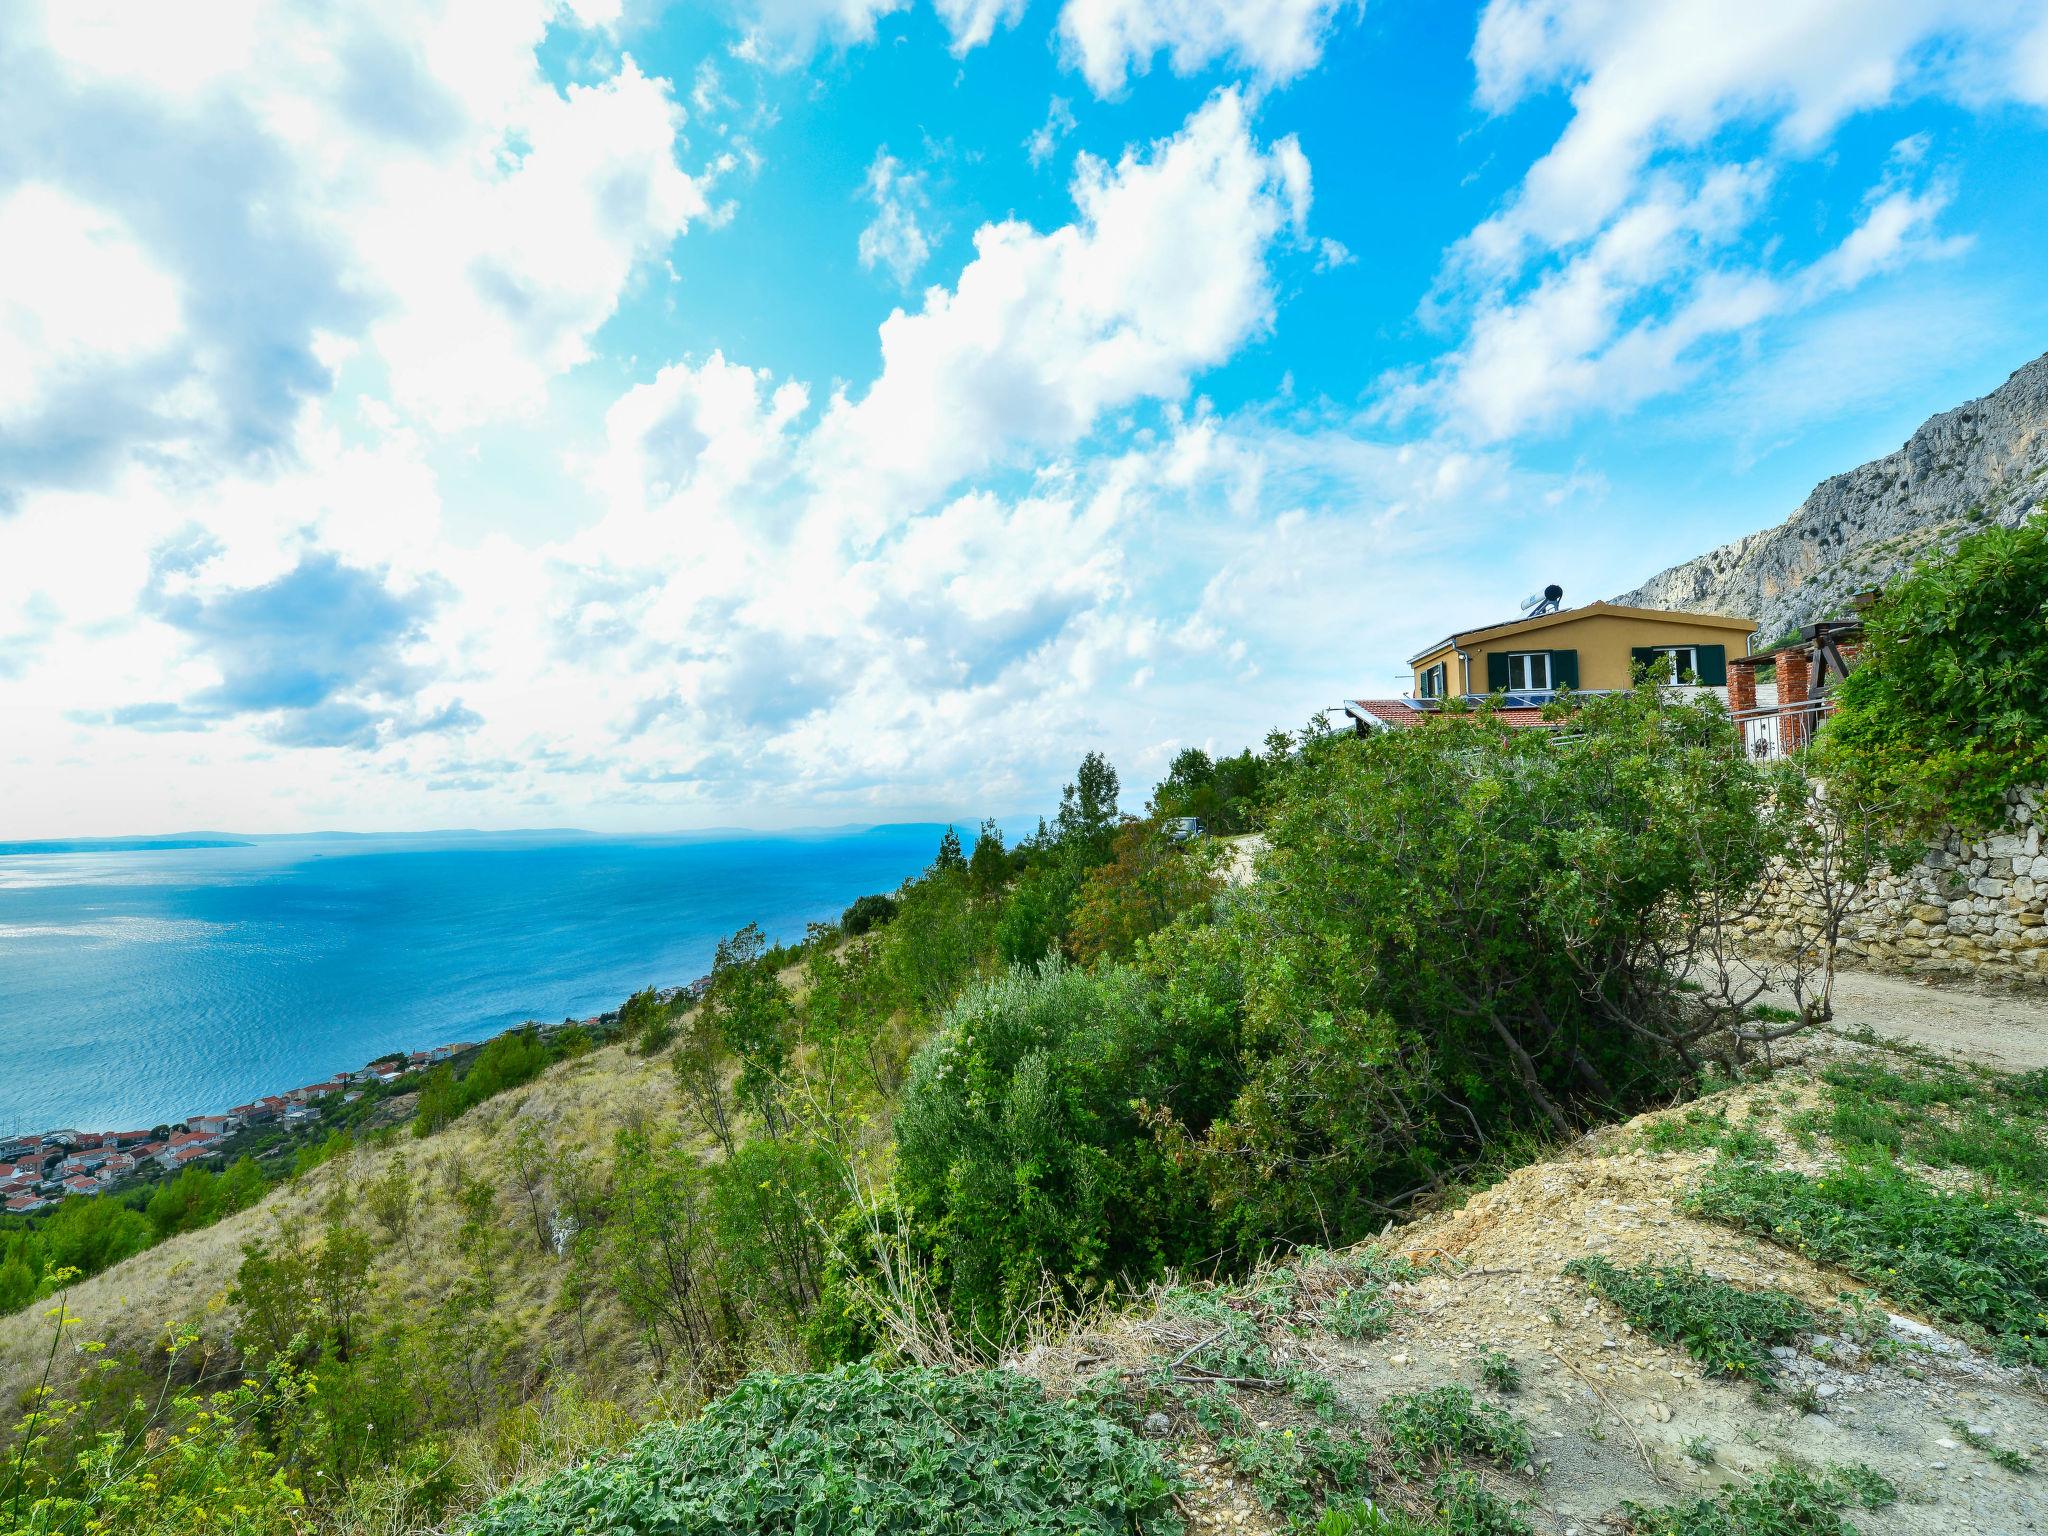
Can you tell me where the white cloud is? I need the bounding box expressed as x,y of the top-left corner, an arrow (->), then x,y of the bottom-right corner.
812,90 -> 1312,524
856,152 -> 935,286
1027,97 -> 1079,167
934,0 -> 1031,52
1056,0 -> 1357,96
0,184 -> 184,429
1396,0 -> 2047,443
2,0 -> 706,486
730,0 -> 909,62
1466,0 -> 2044,268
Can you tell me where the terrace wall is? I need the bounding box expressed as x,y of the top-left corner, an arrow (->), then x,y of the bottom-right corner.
1745,786 -> 2048,989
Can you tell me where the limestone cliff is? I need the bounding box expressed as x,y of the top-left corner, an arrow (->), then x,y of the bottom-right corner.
1617,350 -> 2048,642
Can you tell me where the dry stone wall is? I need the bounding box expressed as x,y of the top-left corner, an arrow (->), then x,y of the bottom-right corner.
1747,786 -> 2047,988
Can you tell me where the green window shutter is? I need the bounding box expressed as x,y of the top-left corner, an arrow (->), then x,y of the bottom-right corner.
1485,651 -> 1509,691
1549,649 -> 1579,689
1698,644 -> 1727,686
1629,646 -> 1659,682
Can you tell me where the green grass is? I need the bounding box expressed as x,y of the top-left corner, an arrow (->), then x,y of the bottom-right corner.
1313,1474 -> 1532,1536
1686,1160 -> 2048,1368
1815,1059 -> 2048,1204
1563,1256 -> 1816,1387
1374,1387 -> 1531,1477
1621,1462 -> 1895,1535
1637,1107 -> 1776,1162
466,1364 -> 1180,1535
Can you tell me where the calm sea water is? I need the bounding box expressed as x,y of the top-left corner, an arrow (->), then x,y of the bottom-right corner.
0,827 -> 945,1136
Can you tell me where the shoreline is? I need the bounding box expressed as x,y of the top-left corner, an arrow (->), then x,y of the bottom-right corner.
1,976 -> 708,1215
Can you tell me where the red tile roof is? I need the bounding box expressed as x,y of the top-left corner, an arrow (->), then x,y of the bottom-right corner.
1346,699 -> 1562,731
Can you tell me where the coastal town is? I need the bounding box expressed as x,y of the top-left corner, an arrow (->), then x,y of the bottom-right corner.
0,1040 -> 480,1214
1,976 -> 714,1218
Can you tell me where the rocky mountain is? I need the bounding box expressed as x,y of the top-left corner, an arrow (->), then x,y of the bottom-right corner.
1617,349 -> 2048,644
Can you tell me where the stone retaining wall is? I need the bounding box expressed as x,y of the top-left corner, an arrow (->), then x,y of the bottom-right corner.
1746,786 -> 2047,988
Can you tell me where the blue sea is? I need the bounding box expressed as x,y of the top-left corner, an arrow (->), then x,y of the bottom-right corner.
0,826 -> 948,1136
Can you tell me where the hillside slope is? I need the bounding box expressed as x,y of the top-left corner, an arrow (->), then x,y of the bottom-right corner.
1617,350 -> 2048,639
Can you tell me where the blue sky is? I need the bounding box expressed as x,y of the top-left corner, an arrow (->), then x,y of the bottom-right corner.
3,0 -> 2047,835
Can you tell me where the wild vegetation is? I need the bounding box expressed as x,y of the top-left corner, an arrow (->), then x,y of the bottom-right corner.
1820,512 -> 2048,841
4,523 -> 2035,1536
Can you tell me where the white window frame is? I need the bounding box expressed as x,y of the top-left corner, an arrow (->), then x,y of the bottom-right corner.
1417,662 -> 1446,699
1506,651 -> 1552,691
1652,646 -> 1700,684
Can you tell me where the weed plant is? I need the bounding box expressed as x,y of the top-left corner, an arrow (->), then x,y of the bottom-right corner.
1687,1161 -> 2048,1368
467,1364 -> 1180,1536
1622,1461 -> 1894,1536
1563,1256 -> 1815,1386
1374,1387 -> 1531,1477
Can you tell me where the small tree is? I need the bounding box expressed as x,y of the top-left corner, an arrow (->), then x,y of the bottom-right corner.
1821,515 -> 2048,841
1054,751 -> 1120,856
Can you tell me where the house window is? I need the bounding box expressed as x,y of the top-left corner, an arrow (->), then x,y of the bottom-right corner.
1417,662 -> 1446,699
1506,652 -> 1551,691
1650,646 -> 1699,683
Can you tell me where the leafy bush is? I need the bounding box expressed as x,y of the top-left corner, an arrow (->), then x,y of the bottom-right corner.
1219,1422 -> 1375,1520
416,1026 -> 553,1136
1150,686 -> 1786,1249
1149,741 -> 1284,835
467,1364 -> 1179,1536
894,958 -> 1235,1342
1687,1161 -> 2048,1366
1622,1460 -> 1895,1536
1820,516 -> 2048,839
0,1309 -> 314,1536
1069,819 -> 1222,964
839,891 -> 899,935
1563,1256 -> 1814,1386
1374,1386 -> 1531,1476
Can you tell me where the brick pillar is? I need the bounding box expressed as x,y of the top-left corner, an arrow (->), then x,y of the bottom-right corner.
1777,647 -> 1811,752
1727,663 -> 1756,714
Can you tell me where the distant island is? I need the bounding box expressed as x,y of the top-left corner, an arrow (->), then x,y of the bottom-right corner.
0,837 -> 256,856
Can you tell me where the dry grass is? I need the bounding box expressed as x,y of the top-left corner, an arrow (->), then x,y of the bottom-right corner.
0,1025 -> 690,1417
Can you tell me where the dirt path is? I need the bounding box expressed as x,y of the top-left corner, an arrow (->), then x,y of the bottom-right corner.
1809,968 -> 2048,1071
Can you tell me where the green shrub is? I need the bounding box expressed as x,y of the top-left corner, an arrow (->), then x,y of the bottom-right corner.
1563,1256 -> 1814,1386
1150,686 -> 1790,1250
1221,1423 -> 1376,1520
467,1364 -> 1178,1536
1820,516 -> 2048,840
1622,1460 -> 1895,1535
1476,1352 -> 1519,1394
840,891 -> 899,935
894,958 -> 1236,1343
1687,1161 -> 2048,1367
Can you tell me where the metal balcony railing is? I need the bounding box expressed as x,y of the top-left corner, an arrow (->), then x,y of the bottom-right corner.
1729,697 -> 1834,760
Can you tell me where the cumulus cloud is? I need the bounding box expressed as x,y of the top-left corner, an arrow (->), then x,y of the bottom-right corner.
1394,0 -> 2045,442
934,0 -> 1031,53
857,152 -> 935,286
812,90 -> 1312,523
1057,0 -> 1358,96
117,549 -> 470,749
0,0 -> 705,491
729,0 -> 909,62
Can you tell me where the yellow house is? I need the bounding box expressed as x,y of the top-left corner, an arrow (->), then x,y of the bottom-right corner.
1405,601 -> 1757,701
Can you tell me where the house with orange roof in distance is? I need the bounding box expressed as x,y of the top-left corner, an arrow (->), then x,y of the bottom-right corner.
1346,586 -> 1757,735
5,1192 -> 53,1214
